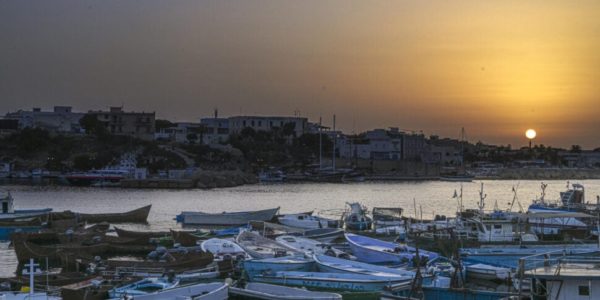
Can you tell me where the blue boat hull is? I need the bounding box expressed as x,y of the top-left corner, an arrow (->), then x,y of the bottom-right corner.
0,226 -> 41,240
346,233 -> 438,265
389,286 -> 517,300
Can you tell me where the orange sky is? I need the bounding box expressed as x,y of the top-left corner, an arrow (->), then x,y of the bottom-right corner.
1,1 -> 599,148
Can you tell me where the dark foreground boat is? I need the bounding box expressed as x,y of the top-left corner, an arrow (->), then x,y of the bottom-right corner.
176,207 -> 279,226
50,205 -> 151,224
115,226 -> 170,239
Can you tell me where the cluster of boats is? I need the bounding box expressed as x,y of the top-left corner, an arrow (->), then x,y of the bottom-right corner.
1,182 -> 600,299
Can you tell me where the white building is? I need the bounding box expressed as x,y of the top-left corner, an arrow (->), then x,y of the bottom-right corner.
5,106 -> 85,133
339,128 -> 427,161
228,116 -> 308,137
200,117 -> 229,144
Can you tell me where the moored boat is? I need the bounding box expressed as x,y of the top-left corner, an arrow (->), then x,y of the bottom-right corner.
344,202 -> 372,231
464,262 -> 512,281
114,227 -> 170,239
244,256 -> 316,279
176,207 -> 279,226
108,277 -> 180,298
236,231 -> 303,259
49,205 -> 151,224
345,233 -> 438,265
250,271 -> 413,292
313,254 -> 415,277
0,191 -> 51,221
278,213 -> 339,229
200,238 -> 251,260
275,235 -> 350,258
229,282 -> 342,300
119,282 -> 229,300
302,228 -> 344,243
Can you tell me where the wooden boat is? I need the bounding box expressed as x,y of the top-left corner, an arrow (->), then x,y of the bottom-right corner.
278,213 -> 339,229
313,254 -> 415,277
124,282 -> 228,300
171,229 -> 210,246
229,282 -> 342,300
115,226 -> 170,239
236,231 -> 303,259
49,205 -> 151,224
250,271 -> 413,292
60,277 -> 114,300
176,207 -> 279,226
275,235 -> 350,258
302,228 -> 344,243
243,256 -> 315,279
345,233 -> 438,265
61,250 -> 214,272
200,238 -> 251,260
109,277 -> 180,298
344,202 -> 372,231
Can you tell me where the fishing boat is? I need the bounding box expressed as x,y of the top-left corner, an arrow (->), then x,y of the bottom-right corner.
64,169 -> 129,186
275,235 -> 351,258
0,191 -> 52,221
108,277 -> 180,298
200,238 -> 251,260
343,202 -> 372,231
372,207 -> 405,236
229,282 -> 342,300
235,231 -> 303,259
460,244 -> 600,269
345,233 -> 438,265
278,213 -> 339,229
313,254 -> 415,277
49,205 -> 151,224
170,229 -> 210,246
244,256 -> 316,279
60,277 -> 113,300
118,282 -> 228,300
176,207 -> 279,226
463,262 -> 512,281
250,271 -> 413,292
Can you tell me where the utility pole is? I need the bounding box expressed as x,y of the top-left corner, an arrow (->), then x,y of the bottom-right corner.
332,114 -> 336,172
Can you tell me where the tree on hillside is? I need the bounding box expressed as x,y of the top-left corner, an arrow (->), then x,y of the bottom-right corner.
570,145 -> 582,153
155,119 -> 175,132
80,114 -> 108,137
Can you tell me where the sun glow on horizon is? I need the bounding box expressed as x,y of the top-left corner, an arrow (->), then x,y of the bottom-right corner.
526,129 -> 537,140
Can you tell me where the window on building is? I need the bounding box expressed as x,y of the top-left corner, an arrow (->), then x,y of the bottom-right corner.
258,121 -> 262,126
243,121 -> 246,126
578,285 -> 590,296
251,120 -> 255,126
270,121 -> 273,127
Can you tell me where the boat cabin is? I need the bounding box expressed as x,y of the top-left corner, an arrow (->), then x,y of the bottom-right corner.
526,256 -> 600,300
0,192 -> 14,214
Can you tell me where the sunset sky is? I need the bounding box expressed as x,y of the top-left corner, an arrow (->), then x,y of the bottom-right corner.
1,1 -> 599,148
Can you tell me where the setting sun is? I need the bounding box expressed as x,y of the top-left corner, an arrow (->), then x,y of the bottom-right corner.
526,129 -> 537,140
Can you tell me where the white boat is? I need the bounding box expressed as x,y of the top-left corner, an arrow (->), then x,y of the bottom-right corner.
345,233 -> 438,265
0,191 -> 52,221
119,282 -> 228,300
464,263 -> 512,281
109,277 -> 180,298
278,213 -> 339,229
259,169 -> 287,182
200,238 -> 251,260
275,235 -> 351,259
0,293 -> 60,300
236,231 -> 303,259
244,256 -> 316,279
313,254 -> 415,277
343,202 -> 372,231
177,207 -> 280,226
229,282 -> 342,300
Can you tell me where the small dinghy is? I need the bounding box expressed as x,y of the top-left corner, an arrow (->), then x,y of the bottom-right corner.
464,262 -> 512,281
313,254 -> 414,277
236,231 -> 303,259
229,282 -> 342,300
108,277 -> 180,298
244,256 -> 316,279
200,238 -> 251,260
176,207 -> 279,226
302,228 -> 344,243
345,233 -> 438,265
278,213 -> 339,229
275,235 -> 351,258
118,282 -> 228,300
251,271 -> 413,292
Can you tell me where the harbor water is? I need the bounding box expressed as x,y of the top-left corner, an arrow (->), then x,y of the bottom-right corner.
2,179 -> 600,277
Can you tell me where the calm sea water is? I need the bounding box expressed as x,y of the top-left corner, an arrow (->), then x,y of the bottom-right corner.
2,180 -> 600,277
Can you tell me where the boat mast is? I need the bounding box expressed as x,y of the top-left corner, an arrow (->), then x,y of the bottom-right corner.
319,116 -> 322,171
332,114 -> 336,172
478,182 -> 486,214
